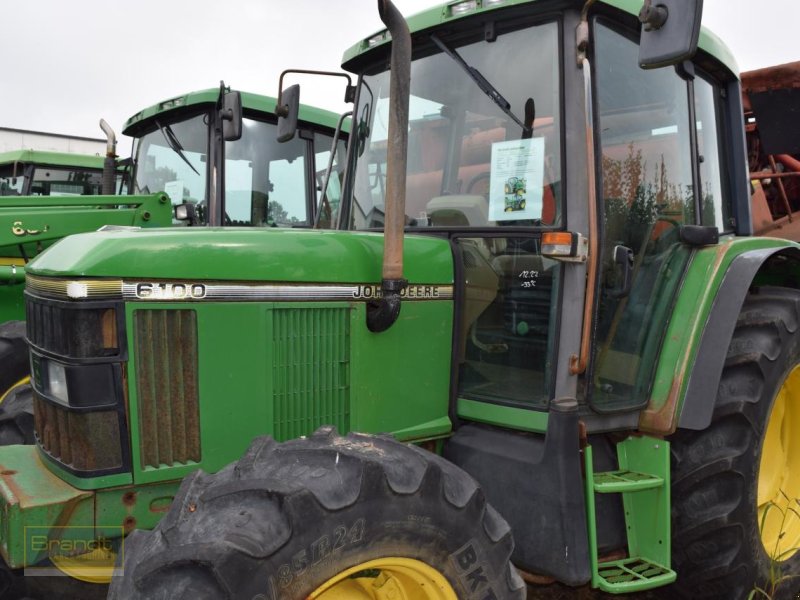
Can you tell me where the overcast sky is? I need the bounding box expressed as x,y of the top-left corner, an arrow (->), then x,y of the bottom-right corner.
1,0 -> 797,148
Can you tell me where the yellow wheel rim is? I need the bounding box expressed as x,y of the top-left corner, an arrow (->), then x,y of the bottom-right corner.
758,365 -> 800,560
0,376 -> 30,405
309,557 -> 458,600
50,544 -> 117,584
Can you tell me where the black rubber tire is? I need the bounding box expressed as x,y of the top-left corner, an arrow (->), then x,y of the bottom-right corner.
0,383 -> 35,445
108,426 -> 526,600
670,286 -> 800,599
0,321 -> 28,400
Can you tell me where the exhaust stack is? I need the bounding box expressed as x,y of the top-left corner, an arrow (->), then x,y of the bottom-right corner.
99,119 -> 117,195
367,0 -> 411,333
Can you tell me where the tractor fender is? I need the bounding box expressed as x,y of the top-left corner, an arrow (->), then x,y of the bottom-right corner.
678,246 -> 800,430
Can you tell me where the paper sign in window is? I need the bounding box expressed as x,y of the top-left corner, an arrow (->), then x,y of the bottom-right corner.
164,180 -> 185,205
488,138 -> 545,222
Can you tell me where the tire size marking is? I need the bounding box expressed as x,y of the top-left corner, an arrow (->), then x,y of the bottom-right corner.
450,540 -> 499,600
269,518 -> 366,596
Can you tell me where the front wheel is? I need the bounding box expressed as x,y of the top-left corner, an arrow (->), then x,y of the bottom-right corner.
670,286 -> 800,599
109,426 -> 525,600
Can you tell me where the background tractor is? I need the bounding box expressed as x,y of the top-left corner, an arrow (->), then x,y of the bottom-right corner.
0,85 -> 346,445
0,0 -> 798,599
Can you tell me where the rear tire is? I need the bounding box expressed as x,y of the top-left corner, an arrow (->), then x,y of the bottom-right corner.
670,286 -> 800,599
0,321 -> 28,402
108,426 -> 525,600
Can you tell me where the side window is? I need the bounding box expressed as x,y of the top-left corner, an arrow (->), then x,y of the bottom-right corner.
265,153 -> 307,226
456,237 -> 560,409
224,118 -> 309,227
695,77 -> 731,231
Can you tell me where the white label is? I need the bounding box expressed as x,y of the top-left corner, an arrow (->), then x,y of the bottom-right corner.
488,137 -> 545,222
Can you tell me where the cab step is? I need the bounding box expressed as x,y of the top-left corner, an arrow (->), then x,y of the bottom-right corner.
584,436 -> 676,594
593,470 -> 664,493
596,556 -> 676,593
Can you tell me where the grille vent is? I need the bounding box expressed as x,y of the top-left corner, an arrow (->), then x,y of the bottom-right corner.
273,307 -> 350,440
134,310 -> 200,468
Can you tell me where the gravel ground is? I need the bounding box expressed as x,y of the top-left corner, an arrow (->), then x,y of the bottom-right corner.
526,582 -> 659,599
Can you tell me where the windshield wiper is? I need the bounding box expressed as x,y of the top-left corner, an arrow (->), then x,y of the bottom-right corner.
431,34 -> 530,135
156,120 -> 200,176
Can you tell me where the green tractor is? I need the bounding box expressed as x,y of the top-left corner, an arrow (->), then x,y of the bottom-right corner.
504,177 -> 527,212
0,86 -> 347,442
0,143 -> 149,425
0,148 -> 121,198
3,0 -> 799,598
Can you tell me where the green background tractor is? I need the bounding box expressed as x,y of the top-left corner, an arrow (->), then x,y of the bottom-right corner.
0,86 -> 347,447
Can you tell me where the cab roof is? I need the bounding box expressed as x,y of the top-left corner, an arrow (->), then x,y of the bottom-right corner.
341,0 -> 737,76
0,149 -> 105,170
123,88 -> 346,137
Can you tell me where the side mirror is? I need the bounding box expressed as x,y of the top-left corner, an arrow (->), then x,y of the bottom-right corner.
175,202 -> 198,225
221,91 -> 243,141
638,0 -> 703,69
276,84 -> 300,143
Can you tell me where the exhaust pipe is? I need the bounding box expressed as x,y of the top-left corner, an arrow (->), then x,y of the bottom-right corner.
99,119 -> 117,195
367,0 -> 411,333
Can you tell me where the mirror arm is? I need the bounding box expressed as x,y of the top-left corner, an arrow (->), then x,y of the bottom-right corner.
277,69 -> 355,113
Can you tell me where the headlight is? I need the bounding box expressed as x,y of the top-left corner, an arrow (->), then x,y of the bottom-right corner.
46,361 -> 69,405
448,0 -> 478,16
32,354 -> 119,409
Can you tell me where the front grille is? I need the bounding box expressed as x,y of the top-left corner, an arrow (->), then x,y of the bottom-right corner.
26,295 -> 120,359
273,307 -> 350,440
134,309 -> 201,468
34,393 -> 123,471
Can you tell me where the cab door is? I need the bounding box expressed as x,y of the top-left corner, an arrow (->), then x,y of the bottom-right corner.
589,20 -> 731,412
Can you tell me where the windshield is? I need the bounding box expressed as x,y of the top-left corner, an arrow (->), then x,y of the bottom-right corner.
345,19 -> 562,229
133,110 -> 343,227
133,112 -> 208,212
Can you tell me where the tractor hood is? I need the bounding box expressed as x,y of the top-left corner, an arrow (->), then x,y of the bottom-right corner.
25,228 -> 454,284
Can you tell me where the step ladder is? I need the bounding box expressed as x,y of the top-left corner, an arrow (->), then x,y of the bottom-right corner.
584,435 -> 676,594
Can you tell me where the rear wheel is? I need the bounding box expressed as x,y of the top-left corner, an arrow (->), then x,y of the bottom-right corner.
108,426 -> 525,600
0,321 -> 28,403
670,286 -> 800,599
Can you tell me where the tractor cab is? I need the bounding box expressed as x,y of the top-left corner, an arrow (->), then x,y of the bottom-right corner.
0,149 -> 114,197
336,0 -> 743,425
124,86 -> 348,227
